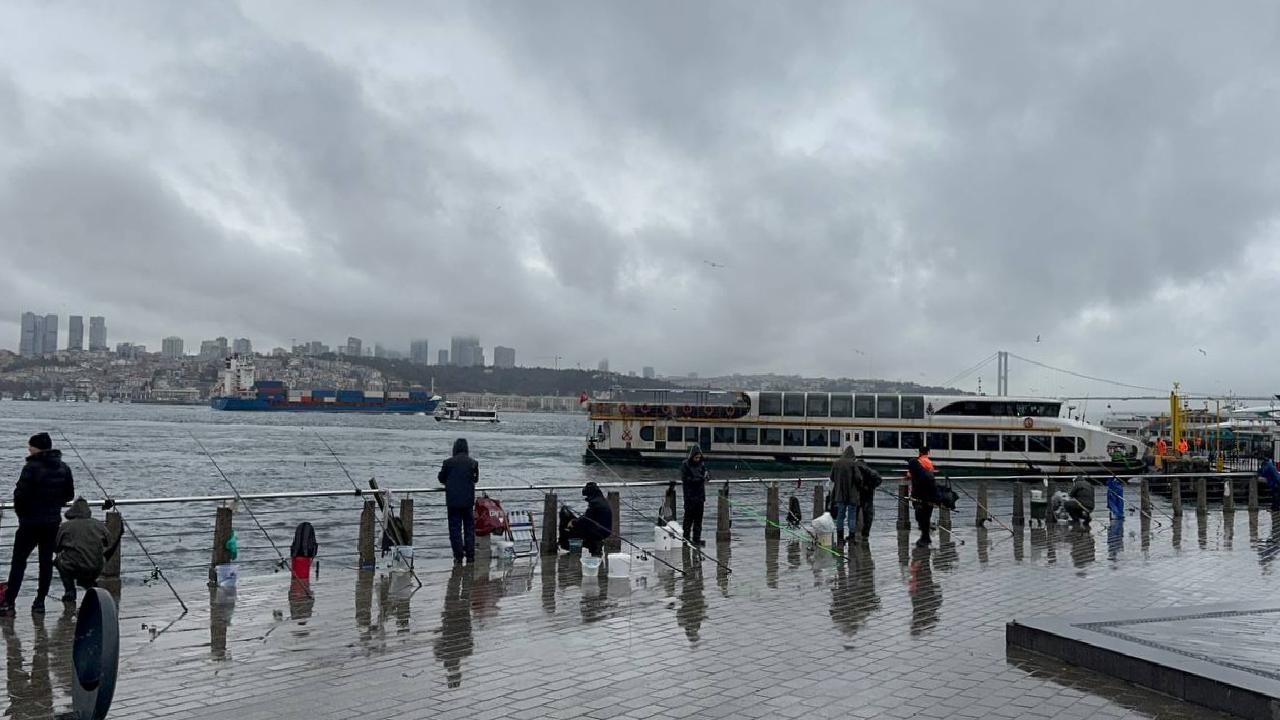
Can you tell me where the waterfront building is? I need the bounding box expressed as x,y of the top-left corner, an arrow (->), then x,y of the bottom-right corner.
410,339 -> 430,365
89,316 -> 107,351
438,349 -> 448,366
345,337 -> 362,357
68,316 -> 84,351
162,336 -> 184,359
494,346 -> 516,369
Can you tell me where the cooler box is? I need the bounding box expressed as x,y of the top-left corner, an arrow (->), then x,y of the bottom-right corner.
1029,488 -> 1048,522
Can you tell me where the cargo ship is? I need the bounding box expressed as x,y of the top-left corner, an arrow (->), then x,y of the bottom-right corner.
209,354 -> 441,414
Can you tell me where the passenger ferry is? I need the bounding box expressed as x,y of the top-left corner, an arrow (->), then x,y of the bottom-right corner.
435,401 -> 500,423
583,389 -> 1146,475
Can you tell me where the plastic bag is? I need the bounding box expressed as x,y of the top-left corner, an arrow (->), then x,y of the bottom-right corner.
810,512 -> 836,535
224,530 -> 238,561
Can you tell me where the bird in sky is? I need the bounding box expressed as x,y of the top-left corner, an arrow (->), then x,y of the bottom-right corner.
702,260 -> 725,269
1035,335 -> 1041,343
1198,348 -> 1208,356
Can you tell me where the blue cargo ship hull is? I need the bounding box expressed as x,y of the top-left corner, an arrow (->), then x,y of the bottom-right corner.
210,397 -> 439,413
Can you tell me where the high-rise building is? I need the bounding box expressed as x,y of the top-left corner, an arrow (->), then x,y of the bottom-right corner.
89,316 -> 107,351
305,340 -> 329,356
494,346 -> 516,369
438,349 -> 449,366
199,338 -> 229,360
597,358 -> 609,373
42,314 -> 57,354
450,335 -> 481,367
346,337 -> 362,357
374,343 -> 387,358
232,338 -> 252,356
410,340 -> 430,365
642,366 -> 655,379
18,312 -> 37,357
162,336 -> 184,359
68,316 -> 84,351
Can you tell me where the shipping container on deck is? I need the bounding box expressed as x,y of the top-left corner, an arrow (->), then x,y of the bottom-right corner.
323,397 -> 337,403
312,389 -> 336,399
336,390 -> 364,403
366,391 -> 385,399
387,391 -> 410,400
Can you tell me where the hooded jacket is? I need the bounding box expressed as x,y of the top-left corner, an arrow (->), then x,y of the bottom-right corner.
907,457 -> 938,505
680,446 -> 708,504
54,498 -> 116,578
15,449 -> 75,526
1069,477 -> 1095,512
580,483 -> 613,542
438,438 -> 480,509
830,447 -> 859,504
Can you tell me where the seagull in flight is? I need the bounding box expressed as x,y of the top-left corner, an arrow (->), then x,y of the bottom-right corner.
1198,348 -> 1208,356
702,260 -> 725,269
1035,335 -> 1041,343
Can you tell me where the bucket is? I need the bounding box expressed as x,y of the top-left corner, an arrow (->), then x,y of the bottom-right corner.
814,533 -> 834,549
385,546 -> 414,573
654,525 -> 677,551
215,563 -> 238,588
580,555 -> 602,574
568,538 -> 583,554
290,556 -> 313,580
607,553 -> 631,578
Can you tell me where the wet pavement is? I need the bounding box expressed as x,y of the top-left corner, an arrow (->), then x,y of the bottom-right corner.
4,501 -> 1280,719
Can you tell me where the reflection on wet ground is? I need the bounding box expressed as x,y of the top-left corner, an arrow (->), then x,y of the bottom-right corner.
0,501 -> 1275,719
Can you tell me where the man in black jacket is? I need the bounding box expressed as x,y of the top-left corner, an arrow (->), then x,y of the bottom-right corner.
438,438 -> 479,564
680,446 -> 708,546
907,456 -> 938,548
2,433 -> 75,614
560,482 -> 613,557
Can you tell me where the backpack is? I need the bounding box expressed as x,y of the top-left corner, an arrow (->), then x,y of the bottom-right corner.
786,496 -> 803,527
474,495 -> 507,537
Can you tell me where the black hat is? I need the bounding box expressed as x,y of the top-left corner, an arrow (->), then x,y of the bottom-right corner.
583,481 -> 601,498
29,432 -> 52,451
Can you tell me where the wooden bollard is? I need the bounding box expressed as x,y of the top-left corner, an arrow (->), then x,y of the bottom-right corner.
1140,479 -> 1152,518
1223,479 -> 1235,514
541,493 -> 559,556
357,500 -> 376,570
606,491 -> 622,553
1248,476 -> 1259,512
665,484 -> 678,522
896,482 -> 911,530
102,510 -> 123,580
765,483 -> 780,539
399,497 -> 414,545
716,486 -> 731,542
813,483 -> 825,519
1196,478 -> 1208,514
1171,478 -> 1183,517
208,504 -> 234,586
1012,482 -> 1026,526
975,480 -> 989,527
939,504 -> 952,533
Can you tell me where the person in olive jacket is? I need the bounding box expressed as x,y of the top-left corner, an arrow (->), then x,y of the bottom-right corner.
438,438 -> 479,564
2,433 -> 75,614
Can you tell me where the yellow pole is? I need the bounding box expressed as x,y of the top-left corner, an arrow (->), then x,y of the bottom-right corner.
1170,386 -> 1181,455
1216,399 -> 1223,472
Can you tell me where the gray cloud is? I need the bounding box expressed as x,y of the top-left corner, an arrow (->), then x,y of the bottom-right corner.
1,1 -> 1278,396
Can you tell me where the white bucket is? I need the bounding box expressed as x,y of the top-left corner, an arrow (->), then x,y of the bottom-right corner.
607,553 -> 632,578
654,525 -> 677,551
385,546 -> 414,573
581,555 -> 602,574
815,533 -> 834,549
215,563 -> 239,588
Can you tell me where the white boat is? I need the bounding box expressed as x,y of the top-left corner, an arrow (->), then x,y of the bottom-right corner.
583,389 -> 1146,475
435,401 -> 500,423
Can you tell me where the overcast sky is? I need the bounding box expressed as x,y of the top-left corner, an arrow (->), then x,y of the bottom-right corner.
1,2 -> 1278,399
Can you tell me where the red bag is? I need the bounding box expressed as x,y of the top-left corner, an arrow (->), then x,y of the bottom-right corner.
474,495 -> 507,537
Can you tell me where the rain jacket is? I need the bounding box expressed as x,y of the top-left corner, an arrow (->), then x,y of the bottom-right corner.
1259,460 -> 1280,490
1069,477 -> 1095,512
830,447 -> 859,504
907,457 -> 938,505
680,446 -> 707,504
438,438 -> 479,509
15,448 -> 75,526
54,497 -> 116,578
580,483 -> 613,542
854,459 -> 883,503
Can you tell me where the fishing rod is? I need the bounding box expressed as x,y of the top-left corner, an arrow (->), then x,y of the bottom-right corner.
873,485 -> 966,546
938,472 -> 1017,536
728,454 -> 849,558
313,432 -> 423,588
557,501 -> 685,576
56,430 -> 188,614
188,432 -> 288,570
585,446 -> 732,573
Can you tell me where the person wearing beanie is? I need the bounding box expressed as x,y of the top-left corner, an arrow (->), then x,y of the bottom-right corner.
559,482 -> 613,557
1,433 -> 76,614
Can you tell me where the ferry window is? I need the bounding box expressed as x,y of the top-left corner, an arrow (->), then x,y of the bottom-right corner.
876,431 -> 899,449
1054,436 -> 1076,454
640,426 -> 655,442
854,395 -> 876,418
830,394 -> 853,418
1077,438 -> 1087,453
829,429 -> 841,447
876,396 -> 900,419
864,431 -> 876,449
1002,435 -> 1025,453
807,429 -> 828,447
713,427 -> 735,444
736,428 -> 759,445
668,426 -> 683,442
784,429 -> 805,447
761,428 -> 782,446
1028,435 -> 1052,453
686,427 -> 701,442
806,393 -> 829,417
977,434 -> 1001,452
900,431 -> 923,450
952,433 -> 975,451
927,432 -> 950,450
783,393 -> 806,417
901,396 -> 925,420
758,392 -> 783,416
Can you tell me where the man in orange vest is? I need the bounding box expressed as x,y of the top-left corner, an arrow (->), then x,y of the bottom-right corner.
1156,437 -> 1169,457
1177,437 -> 1189,455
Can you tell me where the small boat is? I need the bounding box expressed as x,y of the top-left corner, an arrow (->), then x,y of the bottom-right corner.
435,401 -> 500,423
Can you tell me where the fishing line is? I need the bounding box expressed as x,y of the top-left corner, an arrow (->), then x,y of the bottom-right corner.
56,430 -> 188,614
722,494 -> 847,559
873,485 -> 966,546
939,472 -> 1017,536
188,432 -> 288,570
585,446 -> 732,573
557,502 -> 685,576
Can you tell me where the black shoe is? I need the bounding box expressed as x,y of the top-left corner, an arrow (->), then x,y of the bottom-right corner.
696,540 -> 706,547
453,557 -> 463,566
61,592 -> 76,604
465,556 -> 475,565
0,602 -> 13,616
915,537 -> 932,547
31,598 -> 45,614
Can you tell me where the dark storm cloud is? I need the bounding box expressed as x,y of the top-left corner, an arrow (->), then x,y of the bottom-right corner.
1,1 -> 1278,394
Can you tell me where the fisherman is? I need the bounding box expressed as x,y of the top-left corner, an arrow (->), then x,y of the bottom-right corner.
438,438 -> 479,565
54,497 -> 119,603
680,446 -> 708,546
1,433 -> 75,614
1258,454 -> 1280,512
1177,437 -> 1189,455
1066,476 -> 1095,526
1155,437 -> 1169,457
559,482 -> 613,557
906,456 -> 938,547
829,446 -> 859,545
853,454 -> 882,541
917,446 -> 936,473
